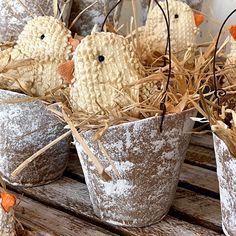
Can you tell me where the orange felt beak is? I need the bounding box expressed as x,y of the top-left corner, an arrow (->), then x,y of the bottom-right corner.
194,13 -> 204,27
0,192 -> 16,213
57,60 -> 74,83
229,25 -> 236,41
68,37 -> 81,52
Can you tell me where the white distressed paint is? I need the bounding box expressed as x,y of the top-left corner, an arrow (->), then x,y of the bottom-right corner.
213,134 -> 236,236
0,0 -> 72,42
0,89 -> 70,186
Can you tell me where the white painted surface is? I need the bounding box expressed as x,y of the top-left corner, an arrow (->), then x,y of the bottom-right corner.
213,134 -> 236,236
75,108 -> 197,227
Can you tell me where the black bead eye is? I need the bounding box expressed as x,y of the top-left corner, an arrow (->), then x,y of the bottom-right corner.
40,34 -> 45,40
98,55 -> 105,62
174,14 -> 179,19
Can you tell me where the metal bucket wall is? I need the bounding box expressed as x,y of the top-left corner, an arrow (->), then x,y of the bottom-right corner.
69,0 -> 123,36
0,89 -> 70,186
213,134 -> 236,236
0,0 -> 72,42
75,108 -> 196,227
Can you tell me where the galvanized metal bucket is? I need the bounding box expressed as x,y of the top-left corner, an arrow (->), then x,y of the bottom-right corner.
213,134 -> 236,236
69,0 -> 123,36
0,0 -> 72,42
75,108 -> 196,227
0,89 -> 70,186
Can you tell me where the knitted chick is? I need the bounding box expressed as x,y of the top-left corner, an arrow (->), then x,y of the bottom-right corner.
224,25 -> 236,86
0,16 -> 80,96
0,192 -> 16,236
59,32 -> 145,114
139,0 -> 204,63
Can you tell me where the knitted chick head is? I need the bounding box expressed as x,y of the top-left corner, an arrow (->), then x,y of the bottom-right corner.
0,16 -> 81,96
69,32 -> 144,114
141,0 -> 204,61
16,16 -> 73,62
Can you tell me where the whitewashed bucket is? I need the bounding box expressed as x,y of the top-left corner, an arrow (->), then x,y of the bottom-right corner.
0,0 -> 72,42
69,0 -> 123,36
0,89 -> 70,186
75,108 -> 196,227
213,134 -> 236,236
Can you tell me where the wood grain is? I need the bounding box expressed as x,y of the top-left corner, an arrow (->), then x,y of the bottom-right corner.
11,175 -> 221,236
128,216 -> 221,236
15,192 -> 118,236
180,163 -> 219,195
173,188 -> 222,232
186,144 -> 216,170
190,134 -> 214,149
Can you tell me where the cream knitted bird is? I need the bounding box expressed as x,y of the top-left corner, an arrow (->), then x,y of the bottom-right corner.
224,25 -> 236,86
138,0 -> 204,63
59,32 -> 145,114
0,192 -> 16,236
0,16 -> 80,96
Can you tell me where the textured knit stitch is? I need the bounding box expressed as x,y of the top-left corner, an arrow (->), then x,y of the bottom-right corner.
0,16 -> 73,96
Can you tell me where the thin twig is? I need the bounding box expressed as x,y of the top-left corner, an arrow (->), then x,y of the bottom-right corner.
69,1 -> 98,30
62,109 -> 112,181
12,130 -> 72,177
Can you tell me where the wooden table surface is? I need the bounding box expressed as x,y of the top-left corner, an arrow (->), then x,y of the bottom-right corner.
10,134 -> 224,236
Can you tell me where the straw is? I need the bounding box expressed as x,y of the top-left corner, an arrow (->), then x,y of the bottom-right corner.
61,109 -> 112,182
69,1 -> 98,30
15,0 -> 34,17
12,130 -> 72,177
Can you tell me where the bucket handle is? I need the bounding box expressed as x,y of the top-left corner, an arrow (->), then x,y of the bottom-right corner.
101,0 -> 172,132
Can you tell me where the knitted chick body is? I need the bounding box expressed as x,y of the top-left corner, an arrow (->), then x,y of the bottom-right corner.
139,0 -> 201,62
70,32 -> 145,114
0,16 -> 75,96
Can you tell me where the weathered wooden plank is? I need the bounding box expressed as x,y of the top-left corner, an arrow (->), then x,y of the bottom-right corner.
129,216 -> 221,236
186,144 -> 216,170
172,188 -> 221,232
179,164 -> 219,195
11,176 -> 221,236
190,134 -> 214,149
14,192 -> 118,236
65,152 -> 84,180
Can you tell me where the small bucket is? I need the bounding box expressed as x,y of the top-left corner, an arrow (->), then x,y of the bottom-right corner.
75,108 -> 196,227
0,0 -> 72,42
213,134 -> 236,236
0,89 -> 70,186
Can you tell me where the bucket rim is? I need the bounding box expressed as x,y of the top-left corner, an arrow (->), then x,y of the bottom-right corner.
0,89 -> 28,98
80,107 -> 196,133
